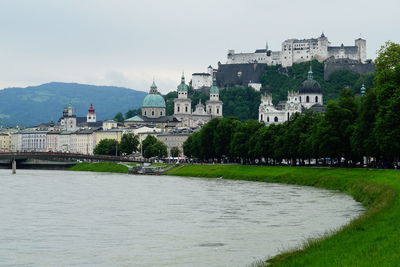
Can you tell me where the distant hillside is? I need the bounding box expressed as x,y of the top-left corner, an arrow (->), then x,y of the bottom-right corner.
0,82 -> 147,126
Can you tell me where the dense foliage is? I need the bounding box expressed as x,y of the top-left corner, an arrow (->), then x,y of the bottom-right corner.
142,135 -> 168,158
93,139 -> 120,156
183,42 -> 400,167
93,133 -> 140,156
119,133 -> 140,155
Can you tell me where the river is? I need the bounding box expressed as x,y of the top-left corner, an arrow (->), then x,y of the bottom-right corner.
0,170 -> 364,266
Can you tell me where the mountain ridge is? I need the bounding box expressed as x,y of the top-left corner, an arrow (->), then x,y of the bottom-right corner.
0,82 -> 147,126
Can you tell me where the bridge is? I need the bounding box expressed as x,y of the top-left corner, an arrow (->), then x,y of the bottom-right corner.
0,152 -> 146,163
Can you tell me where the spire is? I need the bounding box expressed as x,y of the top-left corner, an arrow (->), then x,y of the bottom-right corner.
308,65 -> 313,80
181,71 -> 185,84
150,79 -> 158,94
265,40 -> 269,51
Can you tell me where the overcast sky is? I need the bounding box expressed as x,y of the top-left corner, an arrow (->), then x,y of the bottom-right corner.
0,0 -> 399,94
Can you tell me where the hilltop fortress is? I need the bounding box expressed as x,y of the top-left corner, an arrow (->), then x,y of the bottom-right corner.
192,33 -> 373,90
226,33 -> 366,67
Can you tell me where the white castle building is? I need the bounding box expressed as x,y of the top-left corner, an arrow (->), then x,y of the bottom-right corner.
227,33 -> 366,67
259,67 -> 323,125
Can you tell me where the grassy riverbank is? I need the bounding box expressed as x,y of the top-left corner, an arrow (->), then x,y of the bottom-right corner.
69,162 -> 128,173
165,165 -> 400,266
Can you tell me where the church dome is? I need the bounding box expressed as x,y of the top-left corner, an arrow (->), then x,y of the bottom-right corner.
142,94 -> 166,108
299,79 -> 322,94
299,67 -> 322,94
210,85 -> 219,94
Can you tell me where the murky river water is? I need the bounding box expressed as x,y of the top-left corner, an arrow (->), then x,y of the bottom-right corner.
0,170 -> 364,266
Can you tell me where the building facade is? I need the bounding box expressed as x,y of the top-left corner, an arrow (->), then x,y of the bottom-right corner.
226,33 -> 367,67
259,68 -> 323,125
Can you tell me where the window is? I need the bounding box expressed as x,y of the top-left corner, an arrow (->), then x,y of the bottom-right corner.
178,106 -> 180,112
315,96 -> 319,102
260,114 -> 263,121
267,117 -> 269,122
306,96 -> 310,103
274,117 -> 278,122
217,108 -> 219,114
145,111 -> 147,116
300,96 -> 302,102
160,111 -> 163,116
185,106 -> 188,112
287,113 -> 289,120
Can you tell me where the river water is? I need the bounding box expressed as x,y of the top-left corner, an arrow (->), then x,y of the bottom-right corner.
0,170 -> 364,266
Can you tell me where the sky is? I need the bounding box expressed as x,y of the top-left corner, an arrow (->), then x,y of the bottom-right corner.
0,0 -> 399,94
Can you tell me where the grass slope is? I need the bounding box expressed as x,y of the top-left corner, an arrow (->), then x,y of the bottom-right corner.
165,165 -> 400,266
70,162 -> 128,173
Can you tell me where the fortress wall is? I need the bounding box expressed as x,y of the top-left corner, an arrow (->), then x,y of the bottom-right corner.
324,62 -> 375,80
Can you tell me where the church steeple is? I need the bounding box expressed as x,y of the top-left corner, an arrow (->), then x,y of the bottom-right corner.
150,79 -> 159,94
308,65 -> 313,80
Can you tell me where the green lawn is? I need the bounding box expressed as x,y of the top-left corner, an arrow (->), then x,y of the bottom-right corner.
165,165 -> 400,266
69,162 -> 128,173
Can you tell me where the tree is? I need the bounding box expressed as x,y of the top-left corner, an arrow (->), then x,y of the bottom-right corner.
374,42 -> 400,163
113,112 -> 124,122
230,120 -> 264,161
220,87 -> 261,120
170,146 -> 181,157
120,133 -> 140,155
213,117 -> 240,159
94,139 -> 119,156
142,135 -> 168,158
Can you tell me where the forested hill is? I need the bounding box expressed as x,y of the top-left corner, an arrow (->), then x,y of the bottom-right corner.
0,82 -> 147,126
261,60 -> 375,103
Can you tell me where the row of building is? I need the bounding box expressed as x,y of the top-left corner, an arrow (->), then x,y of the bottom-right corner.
0,75 -> 223,156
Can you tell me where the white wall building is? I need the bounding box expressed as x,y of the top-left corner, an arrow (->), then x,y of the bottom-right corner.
191,66 -> 214,89
227,33 -> 367,67
259,68 -> 323,125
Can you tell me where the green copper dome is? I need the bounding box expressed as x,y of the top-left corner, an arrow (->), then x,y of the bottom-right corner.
142,94 -> 166,108
210,85 -> 219,94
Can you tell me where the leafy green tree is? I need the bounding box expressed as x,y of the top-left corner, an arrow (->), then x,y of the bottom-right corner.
120,133 -> 140,155
113,112 -> 124,122
352,88 -> 379,160
199,118 -> 220,159
374,42 -> 400,163
94,139 -> 119,156
213,117 -> 240,159
142,135 -> 168,158
220,87 -> 261,120
230,120 -> 263,160
170,146 -> 181,157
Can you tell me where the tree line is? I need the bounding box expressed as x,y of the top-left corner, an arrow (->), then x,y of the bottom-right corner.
94,133 -> 168,159
183,42 -> 400,168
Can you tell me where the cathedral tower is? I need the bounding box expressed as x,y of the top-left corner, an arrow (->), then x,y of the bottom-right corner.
206,78 -> 223,117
